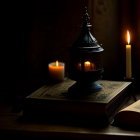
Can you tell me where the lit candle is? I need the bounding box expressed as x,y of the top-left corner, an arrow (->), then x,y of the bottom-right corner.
84,61 -> 91,71
48,60 -> 65,81
84,61 -> 95,71
77,63 -> 82,71
126,30 -> 132,79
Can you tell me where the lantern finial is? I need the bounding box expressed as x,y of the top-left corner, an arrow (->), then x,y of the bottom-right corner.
82,7 -> 91,27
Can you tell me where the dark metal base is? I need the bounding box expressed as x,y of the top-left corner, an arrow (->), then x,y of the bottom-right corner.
68,81 -> 103,97
124,77 -> 134,82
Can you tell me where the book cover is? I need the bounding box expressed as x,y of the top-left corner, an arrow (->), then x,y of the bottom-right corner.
22,78 -> 131,126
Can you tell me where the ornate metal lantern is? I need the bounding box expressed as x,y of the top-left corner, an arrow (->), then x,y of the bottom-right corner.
68,8 -> 104,96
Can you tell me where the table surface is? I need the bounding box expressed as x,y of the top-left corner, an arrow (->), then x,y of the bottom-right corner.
0,92 -> 140,140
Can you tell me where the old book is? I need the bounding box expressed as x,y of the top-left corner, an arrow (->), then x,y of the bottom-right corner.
22,78 -> 131,126
113,99 -> 140,128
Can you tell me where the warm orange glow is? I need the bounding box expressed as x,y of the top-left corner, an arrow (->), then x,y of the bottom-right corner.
84,61 -> 90,66
127,30 -> 130,44
48,61 -> 65,81
77,63 -> 82,71
84,61 -> 91,71
56,60 -> 59,66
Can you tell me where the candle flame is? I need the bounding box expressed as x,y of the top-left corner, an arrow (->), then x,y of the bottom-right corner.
56,60 -> 59,66
84,61 -> 96,71
127,30 -> 130,44
84,61 -> 90,66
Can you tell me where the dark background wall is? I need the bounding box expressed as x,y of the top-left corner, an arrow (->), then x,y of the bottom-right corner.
6,0 -> 88,98
89,0 -> 120,80
1,0 -> 140,99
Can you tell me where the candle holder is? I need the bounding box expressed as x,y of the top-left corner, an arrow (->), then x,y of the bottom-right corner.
123,77 -> 137,101
68,7 -> 104,96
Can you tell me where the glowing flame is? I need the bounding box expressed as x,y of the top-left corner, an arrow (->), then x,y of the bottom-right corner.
83,61 -> 96,71
127,30 -> 130,44
84,61 -> 91,71
56,60 -> 59,66
84,61 -> 90,66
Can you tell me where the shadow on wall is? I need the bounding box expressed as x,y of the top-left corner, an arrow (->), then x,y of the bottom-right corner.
13,0 -> 87,97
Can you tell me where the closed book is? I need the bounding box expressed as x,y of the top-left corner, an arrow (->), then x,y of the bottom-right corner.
22,78 -> 131,127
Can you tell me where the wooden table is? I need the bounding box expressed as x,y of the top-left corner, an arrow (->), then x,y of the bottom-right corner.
0,94 -> 140,140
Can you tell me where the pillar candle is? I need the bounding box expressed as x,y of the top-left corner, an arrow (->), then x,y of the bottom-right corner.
48,61 -> 65,81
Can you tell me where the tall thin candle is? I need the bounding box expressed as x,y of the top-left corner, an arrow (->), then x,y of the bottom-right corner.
126,30 -> 132,79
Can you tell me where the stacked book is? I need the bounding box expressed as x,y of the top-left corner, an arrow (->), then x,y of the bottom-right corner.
22,78 -> 131,127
